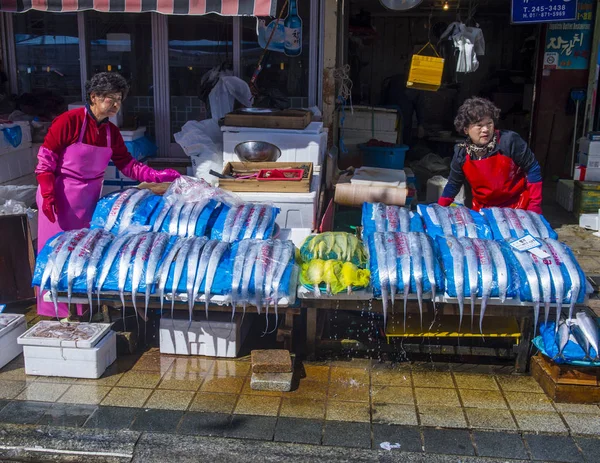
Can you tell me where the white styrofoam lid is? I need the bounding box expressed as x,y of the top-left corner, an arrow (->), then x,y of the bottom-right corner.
0,314 -> 25,336
221,121 -> 324,135
351,166 -> 406,186
18,321 -> 112,348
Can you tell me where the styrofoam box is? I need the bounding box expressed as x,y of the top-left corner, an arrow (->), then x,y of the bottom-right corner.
21,330 -> 117,379
0,146 -> 35,184
585,167 -> 600,182
0,314 -> 26,369
340,106 -> 398,132
222,124 -> 327,167
579,152 -> 600,169
277,228 -> 312,248
579,212 -> 600,231
580,138 -> 600,156
160,313 -> 251,357
556,179 -> 575,212
230,172 -> 320,229
0,122 -> 32,154
120,126 -> 146,142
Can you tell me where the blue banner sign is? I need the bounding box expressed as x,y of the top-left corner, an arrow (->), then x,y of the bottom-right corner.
512,0 -> 578,24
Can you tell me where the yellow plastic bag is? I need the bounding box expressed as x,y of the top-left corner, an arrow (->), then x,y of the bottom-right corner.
407,42 -> 444,92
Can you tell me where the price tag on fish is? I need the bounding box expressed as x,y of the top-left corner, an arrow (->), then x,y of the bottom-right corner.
509,234 -> 550,258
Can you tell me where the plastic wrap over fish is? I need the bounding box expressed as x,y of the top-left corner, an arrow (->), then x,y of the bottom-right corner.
481,207 -> 558,241
211,203 -> 279,242
164,175 -> 241,208
300,232 -> 367,267
361,202 -> 424,236
535,315 -> 600,365
418,204 -> 493,240
90,189 -> 160,234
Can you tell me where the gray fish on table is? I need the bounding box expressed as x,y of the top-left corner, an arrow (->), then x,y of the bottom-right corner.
432,204 -> 453,236
490,207 -> 512,240
419,233 -> 437,308
177,202 -> 196,237
222,206 -> 241,242
384,232 -> 398,306
512,248 -> 541,337
152,201 -> 172,232
185,236 -> 209,323
204,241 -> 229,316
569,319 -> 591,360
472,239 -> 493,334
394,233 -> 411,330
85,231 -> 113,317
575,311 -> 600,361
270,241 -> 295,331
503,208 -> 526,238
167,202 -> 185,235
230,204 -> 253,242
385,205 -> 400,232
515,208 -> 541,238
457,206 -> 478,238
263,239 -> 283,333
170,237 -> 194,320
51,229 -> 88,319
459,237 -> 479,331
131,233 -> 155,318
398,207 -> 411,233
118,234 -> 144,328
192,240 -> 219,316
96,234 -> 131,308
231,240 -> 253,317
373,233 -> 390,327
446,237 -> 465,331
144,233 -> 170,319
105,189 -> 137,232
253,241 -> 273,314
256,206 -> 274,240
532,253 -> 552,327
156,238 -> 186,314
408,232 -> 424,327
241,242 -> 260,317
186,200 -> 208,237
67,229 -> 102,309
486,241 -> 508,303
545,239 -> 582,322
118,189 -> 151,234
450,207 -> 466,238
243,205 -> 261,240
527,211 -> 550,239
554,320 -> 570,360
540,242 -> 564,333
373,203 -> 387,233
40,233 -> 69,296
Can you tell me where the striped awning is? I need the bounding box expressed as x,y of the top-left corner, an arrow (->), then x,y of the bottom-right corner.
0,0 -> 276,16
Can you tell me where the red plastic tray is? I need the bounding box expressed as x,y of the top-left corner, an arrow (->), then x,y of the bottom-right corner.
257,168 -> 304,181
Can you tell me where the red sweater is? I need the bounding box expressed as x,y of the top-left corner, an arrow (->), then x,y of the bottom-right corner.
38,107 -> 133,173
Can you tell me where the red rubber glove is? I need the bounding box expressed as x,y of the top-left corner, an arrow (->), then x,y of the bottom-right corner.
37,172 -> 58,223
438,196 -> 453,207
526,181 -> 543,214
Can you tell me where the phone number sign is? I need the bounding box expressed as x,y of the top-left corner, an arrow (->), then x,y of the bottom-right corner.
512,0 -> 578,24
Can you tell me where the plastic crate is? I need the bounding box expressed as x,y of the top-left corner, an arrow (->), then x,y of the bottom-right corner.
358,144 -> 408,170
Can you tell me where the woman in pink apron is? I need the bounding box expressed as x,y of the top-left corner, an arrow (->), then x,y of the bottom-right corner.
35,73 -> 180,318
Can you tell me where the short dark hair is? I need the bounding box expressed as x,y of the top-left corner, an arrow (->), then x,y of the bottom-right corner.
454,97 -> 501,133
85,72 -> 129,104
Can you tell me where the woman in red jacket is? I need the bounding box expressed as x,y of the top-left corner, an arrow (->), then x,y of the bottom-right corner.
438,97 -> 542,213
35,72 -> 180,317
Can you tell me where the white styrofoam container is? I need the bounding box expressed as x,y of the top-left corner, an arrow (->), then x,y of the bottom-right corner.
579,212 -> 600,231
22,330 -> 117,379
0,122 -> 32,154
159,313 -> 251,358
579,138 -> 600,156
222,126 -> 327,167
0,314 -> 26,369
120,126 -> 146,141
231,173 -> 320,229
340,106 -> 398,132
556,179 -> 575,212
585,167 -> 600,182
277,228 -> 312,248
0,146 -> 35,184
579,152 -> 600,169
18,321 -> 112,348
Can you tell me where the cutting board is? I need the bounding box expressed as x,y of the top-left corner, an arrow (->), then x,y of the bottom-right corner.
224,109 -> 312,130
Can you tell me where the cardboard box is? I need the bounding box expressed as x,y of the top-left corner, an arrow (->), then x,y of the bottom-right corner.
219,162 -> 313,193
585,167 -> 600,182
556,179 -> 575,212
579,152 -> 600,169
579,138 -> 600,156
0,215 -> 35,303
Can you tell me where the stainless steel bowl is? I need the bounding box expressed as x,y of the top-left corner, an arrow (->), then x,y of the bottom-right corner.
234,141 -> 282,162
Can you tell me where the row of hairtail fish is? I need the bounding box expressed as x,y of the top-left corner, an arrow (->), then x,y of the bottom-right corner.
481,207 -> 556,241
35,229 -> 296,329
368,232 -> 441,330
363,202 -> 420,234
94,188 -> 278,243
554,311 -> 600,362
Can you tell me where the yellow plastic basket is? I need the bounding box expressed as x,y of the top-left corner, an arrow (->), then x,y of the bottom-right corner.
407,42 -> 445,92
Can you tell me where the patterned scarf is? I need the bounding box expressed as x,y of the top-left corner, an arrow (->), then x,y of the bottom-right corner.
459,133 -> 498,159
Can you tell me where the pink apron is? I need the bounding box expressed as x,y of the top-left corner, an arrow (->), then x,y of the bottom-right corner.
36,110 -> 113,317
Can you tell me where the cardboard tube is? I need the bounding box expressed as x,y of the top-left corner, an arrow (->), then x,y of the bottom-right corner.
334,183 -> 407,207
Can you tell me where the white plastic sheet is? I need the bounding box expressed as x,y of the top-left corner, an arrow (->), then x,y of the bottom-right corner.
174,119 -> 223,185
208,76 -> 253,120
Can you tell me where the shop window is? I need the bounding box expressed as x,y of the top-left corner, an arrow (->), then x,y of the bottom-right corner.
13,11 -> 80,119
168,15 -> 233,134
86,12 -> 154,137
241,0 -> 310,108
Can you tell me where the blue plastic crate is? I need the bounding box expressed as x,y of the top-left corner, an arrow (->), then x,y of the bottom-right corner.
359,143 -> 408,170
